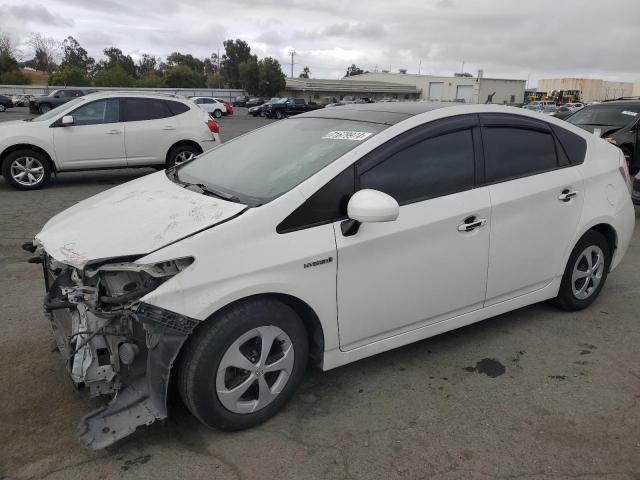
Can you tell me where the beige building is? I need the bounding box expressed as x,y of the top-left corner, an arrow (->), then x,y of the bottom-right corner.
537,78 -> 634,103
633,80 -> 640,97
341,72 -> 526,104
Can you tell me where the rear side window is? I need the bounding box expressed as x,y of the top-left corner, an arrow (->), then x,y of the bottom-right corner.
124,98 -> 172,121
166,100 -> 190,115
483,127 -> 557,182
551,125 -> 587,165
360,129 -> 475,205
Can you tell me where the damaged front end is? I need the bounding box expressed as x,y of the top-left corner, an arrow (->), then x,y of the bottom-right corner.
33,244 -> 198,449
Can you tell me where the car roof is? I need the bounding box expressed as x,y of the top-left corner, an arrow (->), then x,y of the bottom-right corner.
298,101 -> 462,125
594,99 -> 640,107
81,91 -> 190,102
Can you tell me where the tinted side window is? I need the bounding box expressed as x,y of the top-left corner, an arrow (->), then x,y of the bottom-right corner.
360,129 -> 475,205
277,166 -> 354,233
551,125 -> 587,165
125,98 -> 172,121
71,99 -> 120,125
166,100 -> 190,115
483,127 -> 557,182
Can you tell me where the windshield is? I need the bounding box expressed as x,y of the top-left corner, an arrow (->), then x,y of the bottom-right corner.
274,98 -> 288,104
175,118 -> 387,204
568,105 -> 639,127
31,97 -> 86,122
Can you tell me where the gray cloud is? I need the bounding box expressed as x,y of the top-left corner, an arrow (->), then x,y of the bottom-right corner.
0,0 -> 638,84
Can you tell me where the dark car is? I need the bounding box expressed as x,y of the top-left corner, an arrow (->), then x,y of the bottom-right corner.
265,98 -> 323,119
245,97 -> 263,108
0,95 -> 14,112
29,89 -> 89,114
553,106 -> 574,120
567,99 -> 640,172
232,95 -> 250,107
248,97 -> 280,117
632,172 -> 640,205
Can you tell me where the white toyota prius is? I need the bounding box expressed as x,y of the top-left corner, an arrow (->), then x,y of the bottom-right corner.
31,103 -> 634,449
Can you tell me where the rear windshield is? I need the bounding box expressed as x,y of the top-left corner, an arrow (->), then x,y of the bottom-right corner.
175,118 -> 387,204
568,105 -> 639,128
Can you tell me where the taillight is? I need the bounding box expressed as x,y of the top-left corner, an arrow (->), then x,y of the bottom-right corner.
207,118 -> 219,133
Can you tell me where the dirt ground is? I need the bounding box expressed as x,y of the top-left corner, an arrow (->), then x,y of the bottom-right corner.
1,108 -> 639,480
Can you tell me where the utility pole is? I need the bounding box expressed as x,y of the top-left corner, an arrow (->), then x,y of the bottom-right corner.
288,49 -> 296,78
418,59 -> 422,75
218,47 -> 222,89
461,59 -> 465,74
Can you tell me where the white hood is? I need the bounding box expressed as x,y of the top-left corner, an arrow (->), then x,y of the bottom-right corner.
36,171 -> 247,268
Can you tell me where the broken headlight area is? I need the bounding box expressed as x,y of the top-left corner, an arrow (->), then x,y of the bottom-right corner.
42,254 -> 197,449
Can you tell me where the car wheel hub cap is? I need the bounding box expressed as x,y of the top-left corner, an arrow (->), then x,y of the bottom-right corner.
571,245 -> 604,300
10,157 -> 44,186
216,325 -> 294,414
175,151 -> 195,165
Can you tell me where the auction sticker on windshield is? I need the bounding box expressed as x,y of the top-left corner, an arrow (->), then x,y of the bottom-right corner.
622,111 -> 638,117
322,131 -> 373,141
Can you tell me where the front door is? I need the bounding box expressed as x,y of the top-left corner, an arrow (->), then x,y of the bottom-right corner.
335,117 -> 491,350
53,98 -> 126,170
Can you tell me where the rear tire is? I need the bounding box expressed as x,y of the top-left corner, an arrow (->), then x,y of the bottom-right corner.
1,149 -> 52,190
38,103 -> 51,114
553,231 -> 611,311
178,298 -> 308,431
213,109 -> 223,119
0,105 -> 5,112
275,110 -> 284,120
166,144 -> 201,168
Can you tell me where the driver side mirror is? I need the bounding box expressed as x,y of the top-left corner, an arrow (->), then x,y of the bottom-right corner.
342,189 -> 399,236
61,115 -> 74,126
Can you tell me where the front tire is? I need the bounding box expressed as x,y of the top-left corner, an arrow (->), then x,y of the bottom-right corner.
553,231 -> 611,311
1,149 -> 52,190
178,298 -> 309,431
275,110 -> 284,120
0,105 -> 5,112
38,103 -> 51,114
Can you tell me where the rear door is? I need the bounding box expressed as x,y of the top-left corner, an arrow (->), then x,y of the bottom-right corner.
123,98 -> 177,166
52,98 -> 126,169
480,113 -> 584,305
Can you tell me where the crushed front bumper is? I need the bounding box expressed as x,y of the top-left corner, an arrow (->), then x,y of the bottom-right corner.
41,252 -> 198,449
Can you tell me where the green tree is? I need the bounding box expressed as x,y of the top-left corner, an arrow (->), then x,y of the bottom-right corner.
96,47 -> 136,77
48,66 -> 90,86
27,33 -> 59,73
135,70 -> 165,87
59,36 -> 94,72
221,39 -> 253,88
345,64 -> 365,77
164,64 -> 203,88
0,69 -> 30,84
257,57 -> 285,98
136,54 -> 158,77
238,56 -> 259,94
206,72 -> 222,88
92,65 -> 134,87
299,66 -> 310,79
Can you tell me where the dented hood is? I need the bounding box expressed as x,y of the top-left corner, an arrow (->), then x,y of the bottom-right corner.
35,171 -> 247,268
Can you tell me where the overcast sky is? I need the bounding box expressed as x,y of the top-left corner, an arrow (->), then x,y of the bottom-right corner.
1,0 -> 638,86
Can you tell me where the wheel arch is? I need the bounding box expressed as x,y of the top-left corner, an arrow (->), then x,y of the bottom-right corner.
0,143 -> 56,172
165,140 -> 203,165
566,221 -> 618,274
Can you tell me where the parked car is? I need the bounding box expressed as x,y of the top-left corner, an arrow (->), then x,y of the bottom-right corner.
564,102 -> 584,112
265,97 -> 323,119
29,89 -> 89,114
31,103 -> 633,449
11,94 -> 32,107
190,96 -> 227,118
248,97 -> 280,117
553,106 -> 575,120
245,97 -> 263,108
1,92 -> 220,190
543,105 -> 558,116
567,99 -> 640,172
632,171 -> 640,205
232,95 -> 250,107
0,95 -> 14,112
214,98 -> 234,115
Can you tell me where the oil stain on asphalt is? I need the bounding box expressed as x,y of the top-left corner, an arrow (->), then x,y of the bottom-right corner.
463,358 -> 506,378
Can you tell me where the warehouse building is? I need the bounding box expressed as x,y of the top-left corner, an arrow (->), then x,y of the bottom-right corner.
282,77 -> 420,103
537,78 -> 634,103
340,71 -> 526,104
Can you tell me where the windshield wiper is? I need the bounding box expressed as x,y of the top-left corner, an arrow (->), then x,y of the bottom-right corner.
180,181 -> 242,203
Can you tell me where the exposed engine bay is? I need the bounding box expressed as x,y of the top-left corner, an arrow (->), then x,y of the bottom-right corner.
33,243 -> 198,449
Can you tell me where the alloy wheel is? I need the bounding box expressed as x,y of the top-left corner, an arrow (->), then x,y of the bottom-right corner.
174,151 -> 196,165
10,156 -> 45,186
571,245 -> 605,300
216,326 -> 294,414
0,105 -> 5,112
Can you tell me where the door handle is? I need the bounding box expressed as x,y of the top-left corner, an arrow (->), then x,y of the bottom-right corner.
457,216 -> 487,232
106,130 -> 122,134
162,126 -> 176,130
558,189 -> 578,202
